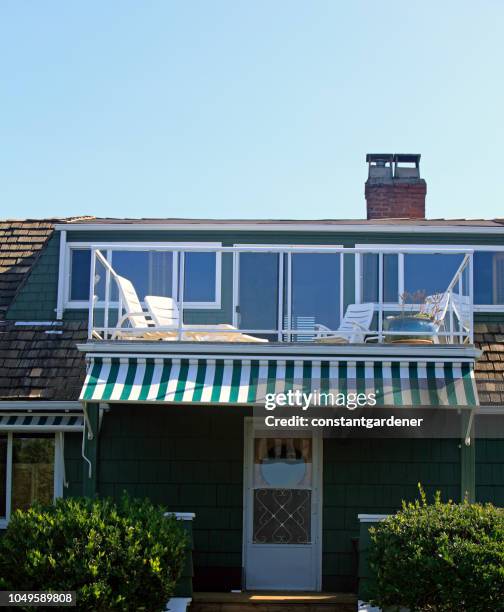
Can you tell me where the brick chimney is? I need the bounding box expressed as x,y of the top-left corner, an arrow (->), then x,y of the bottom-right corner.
365,153 -> 426,220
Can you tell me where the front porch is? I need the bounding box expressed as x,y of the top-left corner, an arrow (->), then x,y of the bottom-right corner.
189,591 -> 357,612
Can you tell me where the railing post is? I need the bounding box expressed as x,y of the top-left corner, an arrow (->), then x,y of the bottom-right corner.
104,251 -> 111,340
287,252 -> 292,342
468,254 -> 474,344
378,252 -> 384,342
449,290 -> 454,344
277,253 -> 284,342
88,248 -> 96,340
178,251 -> 185,341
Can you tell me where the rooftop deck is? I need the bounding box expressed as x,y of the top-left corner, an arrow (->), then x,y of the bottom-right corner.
85,245 -> 474,348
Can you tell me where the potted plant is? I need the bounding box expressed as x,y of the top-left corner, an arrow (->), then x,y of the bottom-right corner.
384,291 -> 444,344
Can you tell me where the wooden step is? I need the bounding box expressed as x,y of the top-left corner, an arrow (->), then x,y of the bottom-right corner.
190,592 -> 357,612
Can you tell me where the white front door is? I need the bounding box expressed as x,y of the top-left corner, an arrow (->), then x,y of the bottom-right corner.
243,420 -> 322,591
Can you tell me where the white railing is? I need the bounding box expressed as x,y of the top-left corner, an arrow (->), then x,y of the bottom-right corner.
86,244 -> 474,345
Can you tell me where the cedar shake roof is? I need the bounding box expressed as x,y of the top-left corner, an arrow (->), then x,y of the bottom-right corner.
0,321 -> 87,401
474,323 -> 504,406
0,220 -> 56,321
0,218 -> 94,321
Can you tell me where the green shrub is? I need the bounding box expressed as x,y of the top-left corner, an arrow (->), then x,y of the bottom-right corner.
368,487 -> 504,611
0,495 -> 187,612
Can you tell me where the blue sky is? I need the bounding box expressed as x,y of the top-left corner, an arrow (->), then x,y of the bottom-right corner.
1,1 -> 503,220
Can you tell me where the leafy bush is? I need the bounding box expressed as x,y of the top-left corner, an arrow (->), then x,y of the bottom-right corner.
0,495 -> 187,612
368,487 -> 504,611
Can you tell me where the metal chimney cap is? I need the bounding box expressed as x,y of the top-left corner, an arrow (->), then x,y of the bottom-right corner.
366,153 -> 394,163
394,153 -> 421,166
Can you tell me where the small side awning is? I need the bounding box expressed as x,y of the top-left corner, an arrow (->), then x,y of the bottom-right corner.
0,413 -> 84,431
80,357 -> 479,407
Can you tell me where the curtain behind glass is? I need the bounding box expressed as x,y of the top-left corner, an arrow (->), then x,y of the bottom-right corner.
362,254 -> 398,303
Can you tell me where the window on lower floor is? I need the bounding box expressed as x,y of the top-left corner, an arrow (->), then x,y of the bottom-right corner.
12,435 -> 55,512
0,436 -> 6,518
0,433 -> 60,526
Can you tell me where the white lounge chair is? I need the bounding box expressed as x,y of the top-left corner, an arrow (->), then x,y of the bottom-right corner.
144,295 -> 268,343
313,303 -> 375,344
111,275 -> 174,340
110,274 -> 267,342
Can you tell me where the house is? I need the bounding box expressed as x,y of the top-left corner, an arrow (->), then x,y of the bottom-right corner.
1,154 -> 503,607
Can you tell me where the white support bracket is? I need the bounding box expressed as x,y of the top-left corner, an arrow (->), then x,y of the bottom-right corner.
82,403 -> 94,441
464,409 -> 475,446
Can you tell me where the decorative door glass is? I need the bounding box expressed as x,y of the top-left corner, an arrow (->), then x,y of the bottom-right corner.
253,438 -> 312,544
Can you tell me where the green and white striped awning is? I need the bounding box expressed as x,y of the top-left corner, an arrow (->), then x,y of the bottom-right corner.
80,357 -> 478,407
0,413 -> 84,431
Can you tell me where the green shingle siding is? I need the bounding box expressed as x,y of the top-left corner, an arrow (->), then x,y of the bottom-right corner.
6,234 -> 60,321
94,404 -> 248,588
322,438 -> 461,591
476,439 -> 504,506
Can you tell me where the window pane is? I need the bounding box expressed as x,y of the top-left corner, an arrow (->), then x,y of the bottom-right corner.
404,254 -> 463,300
70,249 -> 106,301
112,251 -> 150,300
291,253 -> 340,335
70,249 -> 91,300
239,253 -> 279,336
254,438 -> 312,488
150,252 -> 174,297
111,251 -> 173,301
12,436 -> 54,512
474,251 -> 504,305
494,254 -> 504,303
183,252 -> 216,303
361,254 -> 398,303
71,248 -> 218,305
0,436 -> 6,518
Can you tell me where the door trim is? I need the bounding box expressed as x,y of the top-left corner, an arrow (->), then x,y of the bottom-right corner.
242,417 -> 323,591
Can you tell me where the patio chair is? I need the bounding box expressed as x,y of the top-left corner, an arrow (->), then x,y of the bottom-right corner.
313,303 -> 375,344
144,295 -> 268,343
450,293 -> 471,343
111,275 -> 175,340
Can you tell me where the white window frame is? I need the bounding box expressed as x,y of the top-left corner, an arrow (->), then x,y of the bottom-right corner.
233,244 -> 344,339
0,432 -> 64,529
355,243 -> 504,312
61,241 -> 222,311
